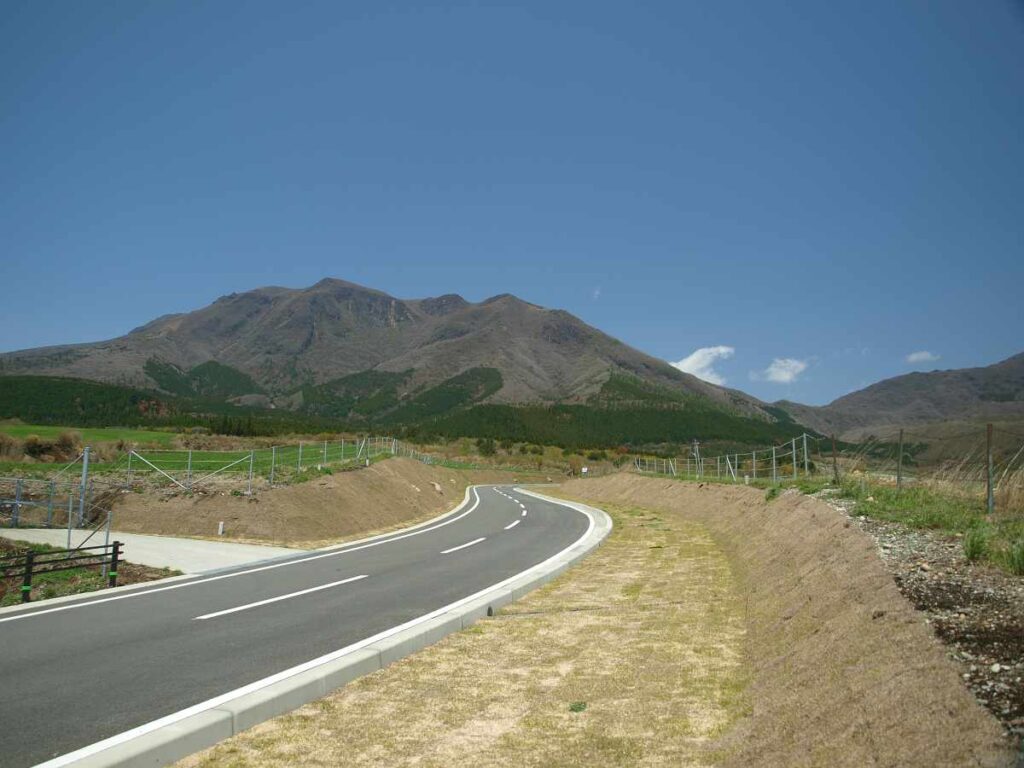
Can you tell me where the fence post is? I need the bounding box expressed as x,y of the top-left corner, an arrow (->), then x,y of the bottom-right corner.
126,450 -> 133,488
752,451 -> 757,480
896,429 -> 904,491
66,491 -> 74,549
791,439 -> 797,480
802,434 -> 809,475
772,446 -> 777,483
323,440 -> 327,465
78,446 -> 90,527
47,480 -> 55,527
187,449 -> 193,489
986,423 -> 994,515
248,451 -> 255,496
832,434 -> 839,484
12,479 -> 22,527
270,446 -> 276,485
108,541 -> 120,588
102,511 -> 112,579
21,549 -> 34,603
298,442 -> 303,471
341,438 -> 345,462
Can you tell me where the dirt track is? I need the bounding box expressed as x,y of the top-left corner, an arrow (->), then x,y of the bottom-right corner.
111,459 -> 524,546
562,474 -> 1016,767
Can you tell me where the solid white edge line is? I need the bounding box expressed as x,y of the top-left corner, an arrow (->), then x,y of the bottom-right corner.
0,488 -> 482,625
503,520 -> 520,530
440,537 -> 486,554
37,488 -> 602,768
193,575 -> 368,621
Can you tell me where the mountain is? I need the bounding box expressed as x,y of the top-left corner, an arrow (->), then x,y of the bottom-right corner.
776,353 -> 1024,439
0,279 -> 785,439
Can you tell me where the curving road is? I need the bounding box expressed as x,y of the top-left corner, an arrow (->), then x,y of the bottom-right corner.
0,485 -> 592,768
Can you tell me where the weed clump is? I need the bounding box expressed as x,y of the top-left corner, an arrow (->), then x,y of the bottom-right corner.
963,527 -> 988,563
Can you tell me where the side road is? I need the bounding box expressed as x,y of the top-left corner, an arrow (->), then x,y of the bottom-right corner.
0,529 -> 301,573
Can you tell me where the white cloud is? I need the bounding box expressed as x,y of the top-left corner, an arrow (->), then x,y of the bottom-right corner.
906,350 -> 939,364
752,357 -> 808,384
592,287 -> 602,301
670,346 -> 734,386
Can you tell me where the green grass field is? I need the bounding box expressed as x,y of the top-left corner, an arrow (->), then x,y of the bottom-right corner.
0,423 -> 177,447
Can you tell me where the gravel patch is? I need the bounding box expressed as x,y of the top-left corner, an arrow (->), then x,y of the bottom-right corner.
822,491 -> 1024,745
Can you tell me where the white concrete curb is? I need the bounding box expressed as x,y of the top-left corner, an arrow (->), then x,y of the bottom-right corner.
38,487 -> 612,768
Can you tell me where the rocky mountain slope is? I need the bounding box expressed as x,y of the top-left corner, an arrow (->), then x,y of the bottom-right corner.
777,352 -> 1024,438
0,278 -> 769,421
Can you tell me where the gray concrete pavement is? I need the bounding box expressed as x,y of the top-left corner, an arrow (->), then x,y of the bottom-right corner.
0,529 -> 304,573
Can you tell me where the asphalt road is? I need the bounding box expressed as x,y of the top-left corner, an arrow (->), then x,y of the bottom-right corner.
0,485 -> 590,768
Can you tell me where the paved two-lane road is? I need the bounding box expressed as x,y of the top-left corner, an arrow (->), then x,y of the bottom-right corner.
0,486 -> 591,767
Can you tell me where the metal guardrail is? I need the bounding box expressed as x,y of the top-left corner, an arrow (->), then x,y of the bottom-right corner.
0,541 -> 122,603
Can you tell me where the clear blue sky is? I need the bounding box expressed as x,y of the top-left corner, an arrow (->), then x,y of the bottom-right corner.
2,1 -> 1022,405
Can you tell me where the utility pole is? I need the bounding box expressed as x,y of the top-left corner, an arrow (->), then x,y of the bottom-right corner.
802,434 -> 809,475
986,423 -> 994,515
896,429 -> 904,491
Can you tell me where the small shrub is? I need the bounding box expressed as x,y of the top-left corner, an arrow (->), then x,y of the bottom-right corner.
23,435 -> 52,458
568,701 -> 587,713
476,437 -> 496,457
55,430 -> 82,455
765,486 -> 780,502
1006,539 -> 1024,576
0,433 -> 19,459
963,527 -> 988,563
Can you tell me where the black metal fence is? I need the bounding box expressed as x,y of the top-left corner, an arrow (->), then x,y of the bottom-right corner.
0,541 -> 122,603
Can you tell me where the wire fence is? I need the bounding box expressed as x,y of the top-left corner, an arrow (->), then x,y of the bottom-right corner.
119,434 -> 432,493
631,425 -> 1024,514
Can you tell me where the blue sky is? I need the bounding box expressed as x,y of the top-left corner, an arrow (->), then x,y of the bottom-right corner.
2,1 -> 1022,405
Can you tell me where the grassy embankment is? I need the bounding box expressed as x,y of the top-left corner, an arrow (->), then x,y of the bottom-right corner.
636,466 -> 1024,575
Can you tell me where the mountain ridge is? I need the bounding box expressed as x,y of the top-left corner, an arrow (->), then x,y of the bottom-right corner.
775,352 -> 1024,438
0,278 -> 773,423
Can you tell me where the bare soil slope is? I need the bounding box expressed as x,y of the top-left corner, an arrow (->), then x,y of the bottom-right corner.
562,474 -> 1015,767
112,458 -> 523,546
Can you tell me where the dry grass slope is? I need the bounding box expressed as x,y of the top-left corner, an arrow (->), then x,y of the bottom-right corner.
179,504 -> 747,767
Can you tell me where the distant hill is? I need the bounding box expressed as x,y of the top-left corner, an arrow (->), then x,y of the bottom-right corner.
0,278 -> 802,447
776,353 -> 1024,439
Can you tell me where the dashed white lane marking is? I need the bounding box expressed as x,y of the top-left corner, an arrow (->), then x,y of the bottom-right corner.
504,520 -> 520,530
521,509 -> 527,517
193,575 -> 368,621
1,489 -> 484,626
440,537 -> 486,555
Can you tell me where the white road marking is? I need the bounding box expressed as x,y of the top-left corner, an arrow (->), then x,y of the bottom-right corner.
522,509 -> 527,517
194,575 -> 368,621
35,491 -> 600,768
0,489 -> 482,625
504,520 -> 520,530
440,537 -> 486,554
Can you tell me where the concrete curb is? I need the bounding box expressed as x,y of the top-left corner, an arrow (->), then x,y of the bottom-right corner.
41,487 -> 612,768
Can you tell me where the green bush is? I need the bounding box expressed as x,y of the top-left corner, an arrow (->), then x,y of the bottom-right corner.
963,527 -> 989,563
1005,539 -> 1024,576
